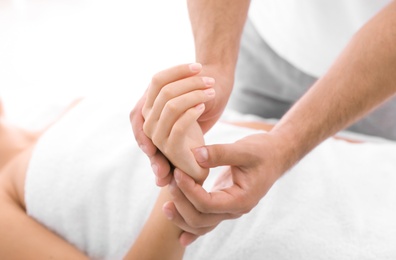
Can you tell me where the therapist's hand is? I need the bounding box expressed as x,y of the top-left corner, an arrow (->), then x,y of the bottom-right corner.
163,132 -> 293,246
130,63 -> 234,186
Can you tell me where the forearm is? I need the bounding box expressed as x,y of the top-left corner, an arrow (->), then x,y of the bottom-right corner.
187,0 -> 251,131
271,1 -> 396,169
125,188 -> 185,260
187,0 -> 250,71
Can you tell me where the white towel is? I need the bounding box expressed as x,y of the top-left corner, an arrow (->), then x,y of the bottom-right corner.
187,138 -> 396,260
26,93 -> 396,259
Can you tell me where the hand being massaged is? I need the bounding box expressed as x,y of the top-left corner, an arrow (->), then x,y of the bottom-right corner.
141,63 -> 216,184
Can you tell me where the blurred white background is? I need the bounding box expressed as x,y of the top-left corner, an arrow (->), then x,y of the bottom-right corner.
0,0 -> 194,127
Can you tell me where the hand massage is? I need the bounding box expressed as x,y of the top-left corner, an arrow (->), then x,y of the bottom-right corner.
1,0 -> 396,259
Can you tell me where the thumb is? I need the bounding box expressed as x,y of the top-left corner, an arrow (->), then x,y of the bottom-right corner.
192,142 -> 246,168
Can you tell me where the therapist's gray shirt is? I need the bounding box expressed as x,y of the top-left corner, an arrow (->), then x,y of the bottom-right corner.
228,19 -> 396,141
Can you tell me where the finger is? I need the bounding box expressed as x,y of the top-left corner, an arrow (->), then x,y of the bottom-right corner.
156,173 -> 173,187
161,88 -> 214,137
174,168 -> 247,214
162,200 -> 215,237
130,94 -> 157,157
168,179 -> 208,230
150,102 -> 205,158
166,103 -> 206,151
130,94 -> 173,184
153,99 -> 206,145
164,105 -> 207,181
179,232 -> 199,247
168,178 -> 232,228
173,169 -> 244,215
144,87 -> 214,141
150,150 -> 171,179
162,200 -> 206,235
192,140 -> 255,168
168,103 -> 205,140
145,63 -> 202,112
145,76 -> 214,121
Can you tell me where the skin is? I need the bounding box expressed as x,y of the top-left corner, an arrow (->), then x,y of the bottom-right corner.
130,0 -> 250,186
0,65 -> 361,257
0,75 -> 239,258
141,64 -> 215,183
131,0 -> 396,246
0,100 -> 89,259
0,98 -> 187,258
0,97 -> 186,259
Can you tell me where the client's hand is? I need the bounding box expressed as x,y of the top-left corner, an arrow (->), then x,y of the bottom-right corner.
130,63 -> 233,186
140,64 -> 216,183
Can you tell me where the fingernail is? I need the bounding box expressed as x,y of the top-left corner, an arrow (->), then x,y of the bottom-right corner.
189,63 -> 202,72
163,206 -> 174,220
151,163 -> 158,176
194,147 -> 208,163
203,88 -> 215,97
202,77 -> 215,86
174,169 -> 181,183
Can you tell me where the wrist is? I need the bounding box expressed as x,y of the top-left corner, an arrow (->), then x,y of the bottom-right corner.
197,63 -> 235,133
266,124 -> 303,176
199,62 -> 235,83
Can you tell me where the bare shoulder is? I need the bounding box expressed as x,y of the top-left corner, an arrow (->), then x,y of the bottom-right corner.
0,145 -> 35,210
0,145 -> 88,259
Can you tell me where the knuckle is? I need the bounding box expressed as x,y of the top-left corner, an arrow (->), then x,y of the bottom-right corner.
141,108 -> 149,120
142,121 -> 150,137
159,85 -> 174,100
195,202 -> 210,214
171,124 -> 184,137
151,133 -> 162,149
234,193 -> 253,215
240,199 -> 257,215
150,73 -> 161,87
161,146 -> 173,159
186,215 -> 203,229
129,96 -> 144,122
164,100 -> 178,114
